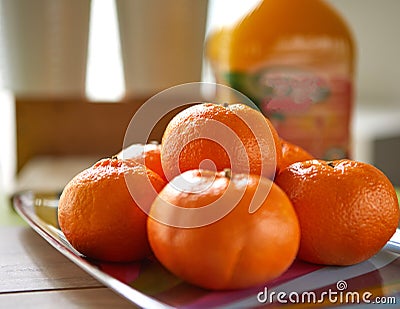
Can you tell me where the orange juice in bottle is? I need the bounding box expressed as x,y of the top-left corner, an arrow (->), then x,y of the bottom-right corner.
206,0 -> 355,159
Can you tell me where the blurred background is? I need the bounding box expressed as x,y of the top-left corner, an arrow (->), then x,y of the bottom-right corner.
0,0 -> 399,211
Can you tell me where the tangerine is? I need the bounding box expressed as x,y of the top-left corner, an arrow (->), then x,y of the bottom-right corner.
278,139 -> 314,172
58,158 -> 166,262
275,159 -> 400,266
118,142 -> 167,181
160,103 -> 282,181
147,169 -> 300,290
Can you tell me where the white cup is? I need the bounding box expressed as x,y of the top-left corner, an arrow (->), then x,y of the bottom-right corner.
116,0 -> 208,98
0,0 -> 91,98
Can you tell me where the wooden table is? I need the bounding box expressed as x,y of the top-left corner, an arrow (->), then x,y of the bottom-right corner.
0,204 -> 136,308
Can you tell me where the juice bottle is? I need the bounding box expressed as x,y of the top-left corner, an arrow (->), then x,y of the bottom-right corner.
206,0 -> 355,159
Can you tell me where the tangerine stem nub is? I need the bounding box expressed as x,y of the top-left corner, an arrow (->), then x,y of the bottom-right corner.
223,168 -> 232,179
327,161 -> 335,168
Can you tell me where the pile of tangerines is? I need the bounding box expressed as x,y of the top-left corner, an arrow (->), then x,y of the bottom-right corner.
58,103 -> 399,290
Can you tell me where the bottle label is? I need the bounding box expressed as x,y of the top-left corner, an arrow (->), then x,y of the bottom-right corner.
223,66 -> 352,160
